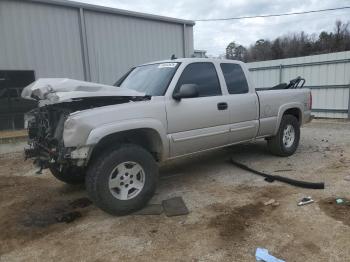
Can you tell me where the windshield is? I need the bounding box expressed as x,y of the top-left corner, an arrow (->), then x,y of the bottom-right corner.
116,62 -> 179,96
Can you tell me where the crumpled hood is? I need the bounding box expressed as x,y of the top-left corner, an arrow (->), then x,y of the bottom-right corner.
21,78 -> 145,104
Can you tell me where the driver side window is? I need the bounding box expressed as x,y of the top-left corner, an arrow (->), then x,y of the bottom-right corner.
176,62 -> 221,97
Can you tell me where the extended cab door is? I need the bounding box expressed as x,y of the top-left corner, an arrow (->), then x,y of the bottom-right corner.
219,63 -> 259,143
166,62 -> 231,157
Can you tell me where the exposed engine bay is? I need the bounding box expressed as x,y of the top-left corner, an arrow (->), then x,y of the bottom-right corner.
25,96 -> 150,172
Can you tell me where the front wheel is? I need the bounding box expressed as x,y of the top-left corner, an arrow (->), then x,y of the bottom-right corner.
267,115 -> 300,156
85,144 -> 158,215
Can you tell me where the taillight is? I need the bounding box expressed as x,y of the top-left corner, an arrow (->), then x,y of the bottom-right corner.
308,91 -> 312,110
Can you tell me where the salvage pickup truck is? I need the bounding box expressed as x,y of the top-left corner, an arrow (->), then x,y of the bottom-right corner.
22,58 -> 312,215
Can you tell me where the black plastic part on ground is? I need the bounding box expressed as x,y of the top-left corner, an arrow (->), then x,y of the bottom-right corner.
231,159 -> 325,189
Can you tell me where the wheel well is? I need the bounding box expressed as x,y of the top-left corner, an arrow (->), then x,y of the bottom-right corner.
90,128 -> 163,162
283,108 -> 301,124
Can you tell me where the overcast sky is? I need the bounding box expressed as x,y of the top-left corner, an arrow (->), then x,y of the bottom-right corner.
73,0 -> 350,56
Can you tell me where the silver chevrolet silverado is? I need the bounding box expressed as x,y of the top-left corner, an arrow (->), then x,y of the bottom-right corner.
22,58 -> 312,215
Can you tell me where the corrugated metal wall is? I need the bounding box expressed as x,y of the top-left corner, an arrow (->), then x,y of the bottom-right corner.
247,51 -> 350,119
185,24 -> 194,58
84,11 -> 185,84
0,0 -> 85,79
0,0 -> 194,84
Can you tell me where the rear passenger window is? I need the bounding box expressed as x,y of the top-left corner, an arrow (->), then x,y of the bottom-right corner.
220,63 -> 249,94
176,62 -> 221,97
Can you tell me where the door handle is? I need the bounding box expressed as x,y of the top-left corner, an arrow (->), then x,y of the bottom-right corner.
217,102 -> 228,110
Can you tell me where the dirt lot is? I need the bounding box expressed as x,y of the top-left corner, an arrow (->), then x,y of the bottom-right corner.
1,119 -> 350,262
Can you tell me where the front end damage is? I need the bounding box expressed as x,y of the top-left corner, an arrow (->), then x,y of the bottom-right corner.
22,78 -> 149,172
25,104 -> 74,171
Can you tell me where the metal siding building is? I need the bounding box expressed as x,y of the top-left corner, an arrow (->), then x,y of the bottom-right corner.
247,51 -> 350,119
84,11 -> 188,84
0,0 -> 194,130
0,1 -> 86,80
0,0 -> 195,84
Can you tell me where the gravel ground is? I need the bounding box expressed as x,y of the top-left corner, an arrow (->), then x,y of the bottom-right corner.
1,119 -> 350,262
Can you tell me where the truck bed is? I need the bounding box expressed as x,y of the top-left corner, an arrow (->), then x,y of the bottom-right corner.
256,88 -> 311,137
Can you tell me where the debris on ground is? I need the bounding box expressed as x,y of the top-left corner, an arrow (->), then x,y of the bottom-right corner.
231,159 -> 325,189
55,211 -> 82,223
133,204 -> 163,215
21,197 -> 92,228
255,247 -> 285,262
264,199 -> 275,206
336,198 -> 345,204
162,197 -> 189,217
22,211 -> 60,228
344,175 -> 350,181
297,196 -> 314,206
335,197 -> 350,205
264,199 -> 280,207
319,198 -> 350,226
22,207 -> 83,227
133,198 -> 188,216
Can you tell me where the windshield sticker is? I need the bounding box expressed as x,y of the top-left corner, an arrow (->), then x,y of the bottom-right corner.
158,63 -> 177,68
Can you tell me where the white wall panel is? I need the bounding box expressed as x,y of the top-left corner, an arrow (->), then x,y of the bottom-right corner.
247,51 -> 350,119
84,11 -> 188,84
0,0 -> 194,84
0,0 -> 85,80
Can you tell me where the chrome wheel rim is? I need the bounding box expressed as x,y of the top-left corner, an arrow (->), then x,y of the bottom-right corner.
108,161 -> 145,200
282,124 -> 295,148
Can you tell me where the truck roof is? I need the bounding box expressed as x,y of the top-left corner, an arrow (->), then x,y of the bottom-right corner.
140,58 -> 245,66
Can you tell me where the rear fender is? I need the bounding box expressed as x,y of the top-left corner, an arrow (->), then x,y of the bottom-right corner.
274,103 -> 303,135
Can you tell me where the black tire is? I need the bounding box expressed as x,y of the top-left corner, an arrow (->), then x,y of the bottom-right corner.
267,114 -> 300,156
85,144 -> 158,215
49,165 -> 86,185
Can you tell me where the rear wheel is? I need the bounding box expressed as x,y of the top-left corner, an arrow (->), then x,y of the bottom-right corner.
85,144 -> 158,215
267,114 -> 300,156
49,165 -> 85,185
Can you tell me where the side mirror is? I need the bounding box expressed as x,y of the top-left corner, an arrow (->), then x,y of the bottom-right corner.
173,84 -> 199,100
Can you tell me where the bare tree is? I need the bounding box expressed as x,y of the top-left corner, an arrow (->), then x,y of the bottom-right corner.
225,20 -> 350,62
226,42 -> 237,59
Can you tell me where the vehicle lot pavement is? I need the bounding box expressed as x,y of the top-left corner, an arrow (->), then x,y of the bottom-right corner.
1,119 -> 350,262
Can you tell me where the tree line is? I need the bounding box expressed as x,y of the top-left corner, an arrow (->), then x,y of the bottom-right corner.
225,20 -> 350,62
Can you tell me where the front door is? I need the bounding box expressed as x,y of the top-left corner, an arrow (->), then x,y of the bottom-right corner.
166,62 -> 230,157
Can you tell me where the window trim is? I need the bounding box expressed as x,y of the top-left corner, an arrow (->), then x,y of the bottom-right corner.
173,62 -> 222,98
220,63 -> 249,95
114,67 -> 135,87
